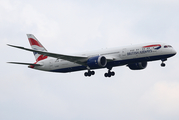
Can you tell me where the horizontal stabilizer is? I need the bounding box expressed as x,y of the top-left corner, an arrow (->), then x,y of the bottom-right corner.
7,62 -> 42,66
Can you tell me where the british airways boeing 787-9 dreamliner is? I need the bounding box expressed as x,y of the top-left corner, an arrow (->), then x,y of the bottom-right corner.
7,34 -> 176,77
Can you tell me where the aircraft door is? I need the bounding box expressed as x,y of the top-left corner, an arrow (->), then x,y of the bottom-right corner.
49,59 -> 53,69
122,48 -> 127,58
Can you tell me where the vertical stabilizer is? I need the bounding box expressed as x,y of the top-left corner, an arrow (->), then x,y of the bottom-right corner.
27,34 -> 48,61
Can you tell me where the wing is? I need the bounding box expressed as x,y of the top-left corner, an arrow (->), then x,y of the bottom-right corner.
7,44 -> 88,65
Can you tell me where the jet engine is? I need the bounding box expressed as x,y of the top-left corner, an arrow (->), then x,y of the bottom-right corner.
87,56 -> 107,68
128,61 -> 147,70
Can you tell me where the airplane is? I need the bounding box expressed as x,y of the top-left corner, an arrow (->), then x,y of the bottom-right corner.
7,34 -> 176,77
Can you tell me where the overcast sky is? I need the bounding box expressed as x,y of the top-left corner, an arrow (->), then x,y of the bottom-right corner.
1,0 -> 179,120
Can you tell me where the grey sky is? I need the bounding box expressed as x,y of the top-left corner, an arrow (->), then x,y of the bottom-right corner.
1,0 -> 179,120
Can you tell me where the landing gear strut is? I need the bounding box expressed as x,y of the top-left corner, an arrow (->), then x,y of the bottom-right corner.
161,59 -> 167,67
104,66 -> 115,77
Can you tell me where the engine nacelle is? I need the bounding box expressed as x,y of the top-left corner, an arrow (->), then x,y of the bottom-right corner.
128,61 -> 147,70
87,56 -> 107,68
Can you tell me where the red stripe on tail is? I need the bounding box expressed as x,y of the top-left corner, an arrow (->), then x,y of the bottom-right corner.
28,38 -> 43,47
29,55 -> 48,68
36,55 -> 48,62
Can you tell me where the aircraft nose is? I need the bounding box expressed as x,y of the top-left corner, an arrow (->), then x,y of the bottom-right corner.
172,48 -> 177,55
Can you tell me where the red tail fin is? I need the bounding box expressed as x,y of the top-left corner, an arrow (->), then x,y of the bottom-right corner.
27,34 -> 48,61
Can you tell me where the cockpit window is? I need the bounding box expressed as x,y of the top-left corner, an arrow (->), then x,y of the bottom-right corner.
164,45 -> 172,48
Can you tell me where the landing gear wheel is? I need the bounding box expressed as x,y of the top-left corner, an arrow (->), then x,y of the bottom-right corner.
111,71 -> 115,76
88,72 -> 91,76
104,73 -> 111,77
91,71 -> 95,75
104,73 -> 108,77
161,63 -> 166,67
108,73 -> 111,77
84,72 -> 88,77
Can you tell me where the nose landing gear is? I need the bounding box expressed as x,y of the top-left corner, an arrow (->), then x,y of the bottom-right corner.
161,58 -> 167,67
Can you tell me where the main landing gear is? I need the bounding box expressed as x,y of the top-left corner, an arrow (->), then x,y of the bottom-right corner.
84,66 -> 115,77
104,70 -> 115,77
161,58 -> 167,67
104,66 -> 115,78
84,70 -> 95,77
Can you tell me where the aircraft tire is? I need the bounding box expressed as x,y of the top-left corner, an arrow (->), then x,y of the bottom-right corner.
84,72 -> 88,77
87,72 -> 91,76
111,71 -> 115,76
161,63 -> 166,67
104,73 -> 108,77
91,71 -> 95,75
108,73 -> 111,77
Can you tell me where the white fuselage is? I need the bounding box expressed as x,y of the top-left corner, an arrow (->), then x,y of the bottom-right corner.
33,42 -> 176,73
